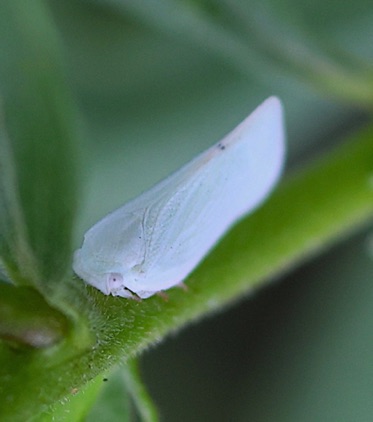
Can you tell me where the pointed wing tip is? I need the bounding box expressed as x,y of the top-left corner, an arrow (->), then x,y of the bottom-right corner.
225,96 -> 285,150
258,96 -> 283,118
238,96 -> 284,138
244,95 -> 286,169
255,96 -> 285,139
237,96 -> 284,129
260,95 -> 286,157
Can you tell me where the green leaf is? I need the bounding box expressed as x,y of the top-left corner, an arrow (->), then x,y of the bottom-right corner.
0,0 -> 79,290
0,113 -> 37,284
0,123 -> 372,421
86,359 -> 158,422
90,0 -> 270,83
91,0 -> 373,106
122,359 -> 159,422
222,0 -> 373,106
85,368 -> 132,422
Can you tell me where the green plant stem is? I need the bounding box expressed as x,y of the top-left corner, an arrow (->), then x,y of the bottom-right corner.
122,359 -> 159,422
0,125 -> 372,421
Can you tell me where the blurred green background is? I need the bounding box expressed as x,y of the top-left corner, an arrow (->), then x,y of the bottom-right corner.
7,0 -> 373,420
142,228 -> 373,421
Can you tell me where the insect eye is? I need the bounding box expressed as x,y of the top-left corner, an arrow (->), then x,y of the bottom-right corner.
107,272 -> 123,289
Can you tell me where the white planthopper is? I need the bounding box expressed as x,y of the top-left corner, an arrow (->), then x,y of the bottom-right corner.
73,97 -> 286,299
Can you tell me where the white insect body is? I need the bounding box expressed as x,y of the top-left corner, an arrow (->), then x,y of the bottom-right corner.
73,97 -> 285,299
